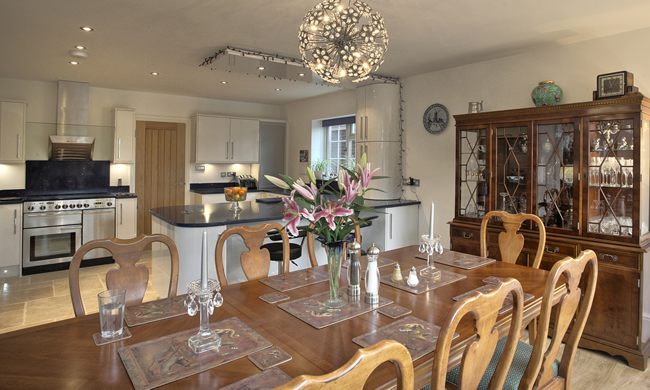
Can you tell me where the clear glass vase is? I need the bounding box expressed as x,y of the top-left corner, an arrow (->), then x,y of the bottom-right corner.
323,241 -> 347,309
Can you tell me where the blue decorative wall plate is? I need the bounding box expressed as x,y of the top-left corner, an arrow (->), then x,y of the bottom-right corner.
423,103 -> 449,134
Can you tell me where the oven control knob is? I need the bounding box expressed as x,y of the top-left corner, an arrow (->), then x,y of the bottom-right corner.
69,204 -> 75,209
77,203 -> 83,209
106,201 -> 113,207
40,205 -> 46,211
54,204 -> 61,210
28,205 -> 35,211
62,204 -> 69,209
84,203 -> 90,208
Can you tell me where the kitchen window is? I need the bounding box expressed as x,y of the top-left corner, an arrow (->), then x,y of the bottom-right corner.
327,123 -> 356,174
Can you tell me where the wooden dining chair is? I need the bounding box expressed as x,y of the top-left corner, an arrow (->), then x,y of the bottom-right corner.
215,222 -> 290,286
449,250 -> 598,390
69,234 -> 180,317
274,339 -> 414,390
480,211 -> 547,269
306,222 -> 362,267
434,278 -> 525,390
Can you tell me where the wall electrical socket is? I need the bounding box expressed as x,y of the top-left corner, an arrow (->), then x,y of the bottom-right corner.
221,172 -> 227,177
402,177 -> 420,186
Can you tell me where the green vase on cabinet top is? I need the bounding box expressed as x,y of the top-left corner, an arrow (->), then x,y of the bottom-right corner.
531,80 -> 563,106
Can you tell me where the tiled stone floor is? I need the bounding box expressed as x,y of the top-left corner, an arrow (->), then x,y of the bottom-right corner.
0,258 -> 159,335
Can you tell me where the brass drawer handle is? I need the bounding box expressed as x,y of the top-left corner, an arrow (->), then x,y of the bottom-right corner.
545,245 -> 560,253
599,253 -> 618,261
462,232 -> 474,239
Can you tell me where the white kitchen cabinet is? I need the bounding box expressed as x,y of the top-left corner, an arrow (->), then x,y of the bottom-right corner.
357,141 -> 401,200
0,101 -> 26,163
359,204 -> 419,252
113,108 -> 135,163
115,198 -> 137,239
192,115 -> 260,163
356,84 -> 400,142
0,203 -> 22,277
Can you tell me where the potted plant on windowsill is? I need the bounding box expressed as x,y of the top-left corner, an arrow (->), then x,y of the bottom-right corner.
311,158 -> 331,180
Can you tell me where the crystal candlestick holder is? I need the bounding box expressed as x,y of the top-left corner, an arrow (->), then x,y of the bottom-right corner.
418,234 -> 443,281
184,279 -> 224,354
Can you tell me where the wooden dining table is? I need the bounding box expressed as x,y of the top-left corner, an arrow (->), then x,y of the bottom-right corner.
0,246 -> 562,389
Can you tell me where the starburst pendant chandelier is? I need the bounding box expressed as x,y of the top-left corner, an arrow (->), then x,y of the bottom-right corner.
299,0 -> 388,84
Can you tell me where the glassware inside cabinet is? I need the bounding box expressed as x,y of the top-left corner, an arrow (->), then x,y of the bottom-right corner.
536,123 -> 576,230
587,119 -> 634,236
495,126 -> 528,215
459,128 -> 487,218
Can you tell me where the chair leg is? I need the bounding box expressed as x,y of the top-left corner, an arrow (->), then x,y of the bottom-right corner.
528,318 -> 537,345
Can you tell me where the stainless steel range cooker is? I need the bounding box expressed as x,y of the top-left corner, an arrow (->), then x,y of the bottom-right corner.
23,197 -> 115,272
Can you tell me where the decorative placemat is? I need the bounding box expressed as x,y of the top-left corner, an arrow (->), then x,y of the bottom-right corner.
93,327 -> 132,346
377,304 -> 412,319
248,346 -> 292,370
278,289 -> 393,329
124,295 -> 188,327
220,367 -> 292,390
416,251 -> 495,270
482,276 -> 507,284
353,315 -> 458,361
342,256 -> 397,272
453,285 -> 535,315
260,267 -> 330,292
379,265 -> 466,295
118,317 -> 272,390
259,292 -> 291,304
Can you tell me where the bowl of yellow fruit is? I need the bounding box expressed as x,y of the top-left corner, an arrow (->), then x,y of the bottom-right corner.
226,187 -> 247,211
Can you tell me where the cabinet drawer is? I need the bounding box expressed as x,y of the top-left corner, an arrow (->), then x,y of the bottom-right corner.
450,226 -> 480,243
580,245 -> 639,270
450,238 -> 480,256
524,239 -> 576,258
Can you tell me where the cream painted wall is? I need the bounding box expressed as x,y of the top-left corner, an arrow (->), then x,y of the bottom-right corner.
401,27 -> 650,247
284,90 -> 356,180
0,78 -> 285,191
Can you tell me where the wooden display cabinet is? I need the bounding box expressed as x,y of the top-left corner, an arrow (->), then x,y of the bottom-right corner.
450,93 -> 650,370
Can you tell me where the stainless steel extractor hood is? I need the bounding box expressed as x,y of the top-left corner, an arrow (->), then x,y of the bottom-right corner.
49,81 -> 95,161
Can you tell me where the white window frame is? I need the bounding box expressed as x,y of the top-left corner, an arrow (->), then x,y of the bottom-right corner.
327,123 -> 356,176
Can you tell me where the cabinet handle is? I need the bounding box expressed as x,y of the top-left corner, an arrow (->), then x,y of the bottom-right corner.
226,142 -> 229,159
462,232 -> 474,239
358,117 -> 363,139
231,141 -> 234,159
545,245 -> 560,253
365,115 -> 368,140
365,145 -> 368,156
599,253 -> 618,261
120,204 -> 123,225
13,209 -> 17,234
17,134 -> 21,158
118,137 -> 122,159
389,213 -> 393,239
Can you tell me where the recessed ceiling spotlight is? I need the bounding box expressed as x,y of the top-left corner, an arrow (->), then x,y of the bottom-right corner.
80,26 -> 94,32
298,73 -> 305,77
258,66 -> 265,70
70,61 -> 79,65
151,72 -> 159,75
221,81 -> 228,84
75,45 -> 86,50
275,88 -> 281,91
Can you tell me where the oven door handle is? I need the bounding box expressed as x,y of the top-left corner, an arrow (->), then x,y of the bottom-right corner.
26,212 -> 83,217
60,226 -> 82,231
83,210 -> 114,214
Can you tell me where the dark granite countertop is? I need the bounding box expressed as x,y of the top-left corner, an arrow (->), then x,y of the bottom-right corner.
150,199 -> 420,227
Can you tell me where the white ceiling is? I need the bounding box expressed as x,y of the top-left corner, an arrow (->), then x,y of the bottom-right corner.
2,0 -> 650,105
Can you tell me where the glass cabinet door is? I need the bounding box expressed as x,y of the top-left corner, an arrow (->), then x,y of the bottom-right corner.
536,121 -> 578,231
586,118 -> 635,237
458,128 -> 487,218
495,125 -> 528,214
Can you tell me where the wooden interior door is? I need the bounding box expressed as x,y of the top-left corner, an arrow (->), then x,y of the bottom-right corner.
136,121 -> 186,235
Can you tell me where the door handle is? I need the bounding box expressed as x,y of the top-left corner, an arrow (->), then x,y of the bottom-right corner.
389,213 -> 393,240
358,117 -> 363,139
226,142 -> 229,159
17,134 -> 21,158
118,138 -> 122,159
365,116 -> 368,140
120,204 -> 123,225
231,141 -> 234,159
13,209 -> 17,234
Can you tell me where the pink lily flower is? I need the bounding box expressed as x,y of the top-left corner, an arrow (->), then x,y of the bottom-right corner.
313,201 -> 353,231
340,179 -> 360,205
358,163 -> 380,190
282,196 -> 302,236
292,178 -> 318,201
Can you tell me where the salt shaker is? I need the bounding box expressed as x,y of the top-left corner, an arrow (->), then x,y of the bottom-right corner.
406,266 -> 419,287
364,243 -> 380,305
391,263 -> 403,283
347,241 -> 361,297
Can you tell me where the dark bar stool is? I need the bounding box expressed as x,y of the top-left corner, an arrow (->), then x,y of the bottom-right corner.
261,230 -> 308,274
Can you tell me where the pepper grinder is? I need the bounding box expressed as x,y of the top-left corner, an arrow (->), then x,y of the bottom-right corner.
347,241 -> 361,297
365,243 -> 380,305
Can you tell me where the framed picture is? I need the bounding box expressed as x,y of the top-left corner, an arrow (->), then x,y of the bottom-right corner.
299,149 -> 309,163
595,71 -> 634,100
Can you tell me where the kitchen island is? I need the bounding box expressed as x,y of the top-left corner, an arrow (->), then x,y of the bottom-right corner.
150,199 -> 420,294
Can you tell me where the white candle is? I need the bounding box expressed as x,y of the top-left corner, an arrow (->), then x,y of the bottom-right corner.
429,203 -> 435,238
201,230 -> 208,289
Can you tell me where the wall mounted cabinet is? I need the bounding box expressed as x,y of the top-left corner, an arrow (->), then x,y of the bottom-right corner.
113,108 -> 135,163
450,93 -> 650,370
192,115 -> 260,164
0,101 -> 26,163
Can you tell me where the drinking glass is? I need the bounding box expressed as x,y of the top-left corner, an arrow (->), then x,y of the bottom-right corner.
98,289 -> 126,339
